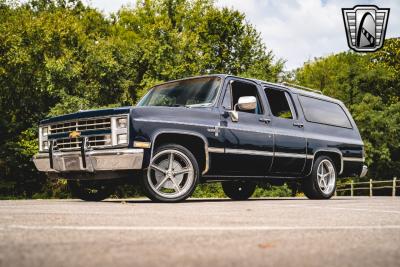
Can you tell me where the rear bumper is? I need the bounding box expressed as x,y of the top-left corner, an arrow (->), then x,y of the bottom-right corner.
33,148 -> 144,173
360,165 -> 368,178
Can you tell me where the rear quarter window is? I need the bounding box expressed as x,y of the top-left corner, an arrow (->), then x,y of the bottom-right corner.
299,95 -> 352,128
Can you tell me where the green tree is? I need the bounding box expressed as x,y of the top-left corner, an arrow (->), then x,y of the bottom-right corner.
0,0 -> 283,197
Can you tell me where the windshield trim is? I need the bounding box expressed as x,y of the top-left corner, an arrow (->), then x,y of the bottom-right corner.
136,75 -> 224,108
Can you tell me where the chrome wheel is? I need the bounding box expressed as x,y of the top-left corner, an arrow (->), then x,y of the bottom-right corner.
316,159 -> 336,194
147,149 -> 195,199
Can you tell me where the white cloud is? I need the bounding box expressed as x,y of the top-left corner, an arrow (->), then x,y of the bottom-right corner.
86,0 -> 400,71
216,0 -> 400,70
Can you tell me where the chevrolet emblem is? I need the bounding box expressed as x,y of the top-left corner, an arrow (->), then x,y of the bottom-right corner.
69,131 -> 81,139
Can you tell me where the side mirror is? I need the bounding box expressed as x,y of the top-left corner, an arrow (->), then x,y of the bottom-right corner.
237,96 -> 257,111
228,96 -> 257,122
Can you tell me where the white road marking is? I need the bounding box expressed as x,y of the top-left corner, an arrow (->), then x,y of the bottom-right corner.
1,225 -> 400,231
258,204 -> 400,214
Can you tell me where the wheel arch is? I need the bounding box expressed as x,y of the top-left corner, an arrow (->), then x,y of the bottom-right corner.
306,148 -> 343,176
149,130 -> 210,175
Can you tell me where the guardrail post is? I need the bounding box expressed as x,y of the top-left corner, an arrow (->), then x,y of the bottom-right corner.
393,177 -> 397,197
369,179 -> 373,197
350,181 -> 354,197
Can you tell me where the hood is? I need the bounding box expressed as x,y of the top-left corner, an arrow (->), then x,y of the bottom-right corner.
40,106 -> 131,125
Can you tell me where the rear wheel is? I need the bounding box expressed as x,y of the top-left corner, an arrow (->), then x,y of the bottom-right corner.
143,144 -> 199,202
222,181 -> 256,200
67,180 -> 116,201
302,156 -> 337,199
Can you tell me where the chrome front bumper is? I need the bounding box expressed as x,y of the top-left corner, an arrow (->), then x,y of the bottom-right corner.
360,165 -> 368,178
33,149 -> 144,173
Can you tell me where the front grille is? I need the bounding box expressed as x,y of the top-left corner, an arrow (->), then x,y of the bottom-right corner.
50,118 -> 111,134
55,135 -> 110,151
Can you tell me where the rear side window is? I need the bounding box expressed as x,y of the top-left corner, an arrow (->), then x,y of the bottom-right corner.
299,95 -> 352,128
264,88 -> 294,119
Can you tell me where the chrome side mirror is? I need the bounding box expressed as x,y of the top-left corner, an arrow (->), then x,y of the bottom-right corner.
237,96 -> 257,110
229,96 -> 257,122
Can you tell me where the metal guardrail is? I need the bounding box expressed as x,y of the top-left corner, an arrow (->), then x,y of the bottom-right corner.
335,177 -> 399,197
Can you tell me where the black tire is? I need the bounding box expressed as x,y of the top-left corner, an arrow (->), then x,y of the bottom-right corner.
143,144 -> 200,202
302,156 -> 337,199
222,181 -> 256,200
67,180 -> 116,201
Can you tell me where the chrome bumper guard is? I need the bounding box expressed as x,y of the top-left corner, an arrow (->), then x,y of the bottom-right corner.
360,165 -> 368,178
33,139 -> 143,173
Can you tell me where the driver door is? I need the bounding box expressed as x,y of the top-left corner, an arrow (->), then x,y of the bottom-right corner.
216,78 -> 274,176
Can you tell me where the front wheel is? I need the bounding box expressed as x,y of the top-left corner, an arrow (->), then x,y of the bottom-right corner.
302,156 -> 337,199
222,181 -> 256,200
67,180 -> 116,201
143,144 -> 199,202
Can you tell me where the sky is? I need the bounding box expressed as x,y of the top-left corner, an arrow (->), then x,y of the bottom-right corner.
86,0 -> 400,70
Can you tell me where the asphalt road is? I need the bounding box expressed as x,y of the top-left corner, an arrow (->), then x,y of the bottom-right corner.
0,197 -> 399,267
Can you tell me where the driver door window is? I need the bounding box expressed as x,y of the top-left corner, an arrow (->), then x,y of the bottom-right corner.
222,81 -> 263,114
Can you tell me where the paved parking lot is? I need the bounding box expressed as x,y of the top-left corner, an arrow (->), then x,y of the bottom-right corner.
0,197 -> 399,267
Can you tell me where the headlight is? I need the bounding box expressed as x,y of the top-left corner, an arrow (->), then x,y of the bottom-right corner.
111,116 -> 128,146
117,118 -> 127,128
39,126 -> 49,151
117,134 -> 128,145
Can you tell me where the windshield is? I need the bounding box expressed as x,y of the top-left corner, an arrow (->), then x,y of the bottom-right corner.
138,77 -> 221,107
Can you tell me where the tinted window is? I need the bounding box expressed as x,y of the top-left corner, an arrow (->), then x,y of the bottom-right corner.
264,89 -> 293,119
299,95 -> 352,128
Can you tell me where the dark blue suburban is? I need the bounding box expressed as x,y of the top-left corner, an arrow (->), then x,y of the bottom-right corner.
33,74 -> 367,202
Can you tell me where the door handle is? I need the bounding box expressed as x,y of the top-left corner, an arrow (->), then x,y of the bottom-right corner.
259,118 -> 271,124
293,122 -> 304,128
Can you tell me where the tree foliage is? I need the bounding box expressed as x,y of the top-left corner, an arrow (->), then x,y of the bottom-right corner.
0,0 -> 283,197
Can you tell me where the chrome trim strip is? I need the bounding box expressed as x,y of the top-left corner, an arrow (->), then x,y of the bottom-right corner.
41,115 -> 125,127
208,147 -> 224,153
343,157 -> 364,162
219,126 -> 274,135
306,154 -> 314,159
134,118 -> 213,128
225,148 -> 273,156
210,147 -> 313,159
274,152 -> 307,159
